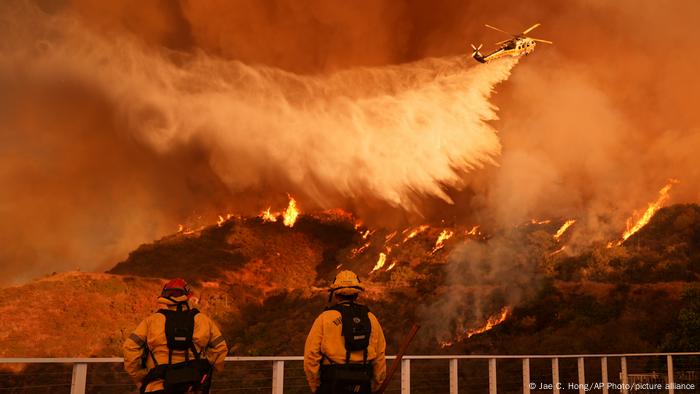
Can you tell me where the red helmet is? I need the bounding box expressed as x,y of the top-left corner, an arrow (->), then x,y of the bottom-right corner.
160,278 -> 192,299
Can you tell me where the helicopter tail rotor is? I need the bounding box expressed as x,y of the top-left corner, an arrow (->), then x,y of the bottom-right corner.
471,43 -> 485,62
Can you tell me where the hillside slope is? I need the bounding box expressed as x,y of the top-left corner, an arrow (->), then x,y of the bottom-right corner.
0,205 -> 699,359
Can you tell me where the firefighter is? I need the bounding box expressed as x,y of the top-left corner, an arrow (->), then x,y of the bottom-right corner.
304,270 -> 387,394
123,278 -> 228,393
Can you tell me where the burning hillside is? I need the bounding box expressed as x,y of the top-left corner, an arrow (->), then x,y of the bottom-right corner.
1,2 -> 700,379
5,1 -> 700,288
1,195 -> 697,359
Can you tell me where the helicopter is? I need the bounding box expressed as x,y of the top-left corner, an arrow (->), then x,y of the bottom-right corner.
471,23 -> 552,63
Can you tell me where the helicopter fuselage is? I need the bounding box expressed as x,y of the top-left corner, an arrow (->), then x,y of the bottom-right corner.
473,37 -> 537,63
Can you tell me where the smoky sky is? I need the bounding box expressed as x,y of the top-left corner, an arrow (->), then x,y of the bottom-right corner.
1,0 -> 699,284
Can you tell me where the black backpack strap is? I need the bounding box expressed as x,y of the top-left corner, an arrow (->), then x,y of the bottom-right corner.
139,365 -> 167,394
190,342 -> 201,360
329,302 -> 371,365
149,345 -> 158,366
190,309 -> 201,360
158,306 -> 200,363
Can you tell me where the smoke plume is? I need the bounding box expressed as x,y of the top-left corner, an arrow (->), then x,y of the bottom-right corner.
1,0 -> 700,293
0,1 -> 516,282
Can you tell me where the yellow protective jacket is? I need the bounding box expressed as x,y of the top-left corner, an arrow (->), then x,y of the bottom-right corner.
304,302 -> 387,392
123,298 -> 228,392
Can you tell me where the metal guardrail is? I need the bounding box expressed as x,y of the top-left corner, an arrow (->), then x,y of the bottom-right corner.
0,353 -> 698,393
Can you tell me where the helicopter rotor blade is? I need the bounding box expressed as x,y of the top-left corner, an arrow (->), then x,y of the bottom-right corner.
485,24 -> 514,36
531,38 -> 553,44
521,23 -> 541,35
494,39 -> 511,46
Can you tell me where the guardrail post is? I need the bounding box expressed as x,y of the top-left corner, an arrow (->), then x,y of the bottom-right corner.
449,358 -> 458,394
523,358 -> 531,394
489,358 -> 497,394
401,359 -> 411,394
601,357 -> 608,394
552,357 -> 560,394
578,357 -> 586,394
272,360 -> 284,394
620,357 -> 628,394
667,355 -> 674,394
70,363 -> 87,394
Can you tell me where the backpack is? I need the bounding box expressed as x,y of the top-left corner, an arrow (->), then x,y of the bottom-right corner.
141,305 -> 212,394
320,302 -> 373,393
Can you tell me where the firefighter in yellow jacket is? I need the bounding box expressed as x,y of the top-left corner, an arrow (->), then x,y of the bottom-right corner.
123,279 -> 228,393
304,270 -> 386,394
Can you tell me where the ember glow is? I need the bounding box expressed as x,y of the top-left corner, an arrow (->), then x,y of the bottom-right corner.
553,219 -> 576,242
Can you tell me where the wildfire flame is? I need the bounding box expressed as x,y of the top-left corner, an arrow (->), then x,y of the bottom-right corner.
371,252 -> 387,272
403,225 -> 429,243
441,307 -> 511,348
465,307 -> 510,338
217,215 -> 225,227
386,261 -> 396,271
259,207 -> 278,223
351,241 -> 371,257
612,179 -> 679,246
177,224 -> 184,233
183,226 -> 202,235
466,225 -> 480,235
431,229 -> 454,254
547,245 -> 566,257
283,196 -> 300,227
553,219 -> 576,242
531,219 -> 551,225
